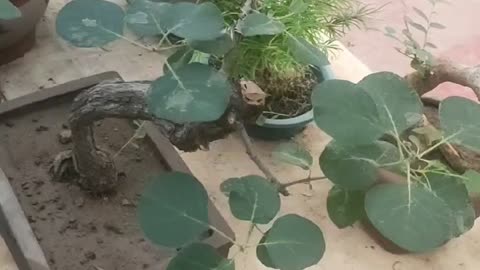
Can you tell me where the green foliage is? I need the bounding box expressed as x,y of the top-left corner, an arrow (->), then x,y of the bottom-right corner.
440,97 -> 480,152
214,0 -> 373,80
287,36 -> 329,69
365,183 -> 453,252
384,0 -> 448,72
138,172 -> 210,248
312,72 -> 423,145
312,80 -> 382,144
462,170 -> 480,197
426,173 -> 475,237
237,13 -> 286,37
147,63 -> 232,123
0,0 -> 21,20
54,0 -> 479,266
320,141 -> 400,190
314,68 -> 480,252
257,214 -> 325,270
226,175 -> 280,224
358,72 -> 423,134
56,0 -> 124,47
272,142 -> 313,170
327,186 -> 366,228
167,243 -> 234,270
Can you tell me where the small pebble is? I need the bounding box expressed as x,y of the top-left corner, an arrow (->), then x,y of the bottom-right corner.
35,125 -> 49,132
121,198 -> 134,207
58,130 -> 72,144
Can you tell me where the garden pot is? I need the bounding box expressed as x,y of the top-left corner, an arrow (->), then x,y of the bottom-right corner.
0,72 -> 234,270
0,0 -> 48,65
246,65 -> 335,140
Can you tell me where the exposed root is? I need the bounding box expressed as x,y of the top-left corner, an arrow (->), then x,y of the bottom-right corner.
50,150 -> 78,183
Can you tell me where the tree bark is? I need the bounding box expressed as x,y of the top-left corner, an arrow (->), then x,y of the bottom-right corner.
406,58 -> 480,100
63,80 -> 259,193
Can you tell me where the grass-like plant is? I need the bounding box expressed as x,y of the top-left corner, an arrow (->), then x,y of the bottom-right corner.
215,0 -> 376,82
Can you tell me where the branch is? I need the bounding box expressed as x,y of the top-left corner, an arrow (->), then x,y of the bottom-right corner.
405,58 -> 480,100
280,176 -> 327,189
237,123 -> 289,195
65,80 -> 260,192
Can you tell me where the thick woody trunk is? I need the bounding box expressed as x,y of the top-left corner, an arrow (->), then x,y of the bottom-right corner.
64,80 -> 257,193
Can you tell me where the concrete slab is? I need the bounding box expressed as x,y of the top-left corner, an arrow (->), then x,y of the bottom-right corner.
0,1 -> 479,269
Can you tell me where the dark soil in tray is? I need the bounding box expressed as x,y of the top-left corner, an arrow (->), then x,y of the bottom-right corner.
0,101 -> 172,270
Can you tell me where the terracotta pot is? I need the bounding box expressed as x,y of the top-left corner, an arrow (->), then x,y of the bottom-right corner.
0,0 -> 48,65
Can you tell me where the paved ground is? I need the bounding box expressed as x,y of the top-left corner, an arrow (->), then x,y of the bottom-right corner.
1,1 -> 480,269
342,0 -> 480,100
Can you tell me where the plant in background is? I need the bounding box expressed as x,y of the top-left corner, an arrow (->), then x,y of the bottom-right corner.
52,0 -> 480,268
0,0 -> 21,20
384,0 -> 448,75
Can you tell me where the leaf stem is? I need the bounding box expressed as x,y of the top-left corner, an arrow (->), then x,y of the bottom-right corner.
113,121 -> 146,158
417,132 -> 458,159
99,26 -> 156,52
280,176 -> 327,189
207,224 -> 240,246
254,224 -> 265,235
406,162 -> 412,213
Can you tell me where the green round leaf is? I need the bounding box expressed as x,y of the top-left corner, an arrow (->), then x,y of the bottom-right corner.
163,47 -> 194,74
272,142 -> 313,170
256,235 -> 276,269
125,0 -> 169,36
188,33 -> 234,57
257,214 -> 325,270
358,72 -> 423,135
0,0 -> 21,20
312,80 -> 383,145
426,173 -> 475,237
289,0 -> 308,14
462,170 -> 480,197
167,243 -> 234,270
56,0 -> 124,48
327,186 -> 366,228
440,97 -> 480,152
365,183 -> 453,252
287,36 -> 329,68
320,140 -> 400,190
238,13 -> 285,36
220,177 -> 241,196
147,63 -> 232,123
138,172 -> 209,248
168,2 -> 225,41
227,175 -> 280,224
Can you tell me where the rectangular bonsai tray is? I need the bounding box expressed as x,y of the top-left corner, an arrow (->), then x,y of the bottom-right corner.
0,72 -> 234,270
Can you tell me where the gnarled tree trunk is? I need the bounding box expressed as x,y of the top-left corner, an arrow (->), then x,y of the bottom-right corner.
53,80 -> 259,193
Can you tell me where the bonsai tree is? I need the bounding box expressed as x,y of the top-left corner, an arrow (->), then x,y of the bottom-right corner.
52,0 -> 480,269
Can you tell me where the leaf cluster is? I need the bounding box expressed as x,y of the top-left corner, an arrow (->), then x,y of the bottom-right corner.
55,0 -> 332,269
384,0 -> 448,73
